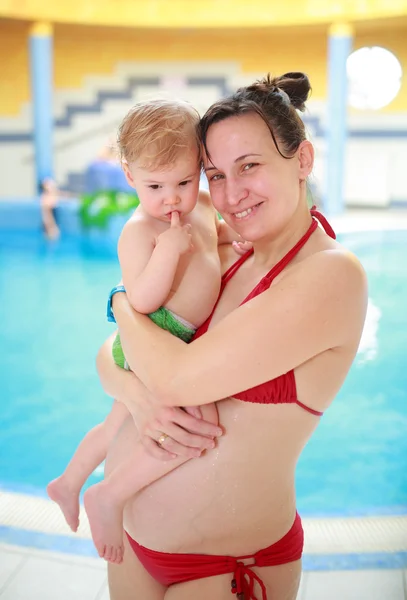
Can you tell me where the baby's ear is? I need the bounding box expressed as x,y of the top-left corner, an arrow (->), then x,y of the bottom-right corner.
122,161 -> 135,187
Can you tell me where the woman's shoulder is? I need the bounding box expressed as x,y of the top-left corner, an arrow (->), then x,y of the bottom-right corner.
270,224 -> 365,293
317,241 -> 366,284
268,241 -> 368,337
290,243 -> 367,297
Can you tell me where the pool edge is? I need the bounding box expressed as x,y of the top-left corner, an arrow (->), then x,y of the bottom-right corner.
1,490 -> 406,569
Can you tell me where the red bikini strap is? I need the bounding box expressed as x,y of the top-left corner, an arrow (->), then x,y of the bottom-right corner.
232,561 -> 267,599
259,218 -> 318,284
221,248 -> 254,285
310,206 -> 336,239
221,206 -> 335,288
295,399 -> 323,417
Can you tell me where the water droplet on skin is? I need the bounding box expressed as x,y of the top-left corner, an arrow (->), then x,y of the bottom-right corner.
210,451 -> 220,466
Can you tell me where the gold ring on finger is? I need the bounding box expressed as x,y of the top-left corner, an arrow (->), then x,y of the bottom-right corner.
157,433 -> 170,448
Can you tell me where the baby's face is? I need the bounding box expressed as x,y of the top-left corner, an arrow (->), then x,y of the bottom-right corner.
125,150 -> 201,222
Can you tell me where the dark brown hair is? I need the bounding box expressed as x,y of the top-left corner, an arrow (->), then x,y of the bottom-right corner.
200,72 -> 311,161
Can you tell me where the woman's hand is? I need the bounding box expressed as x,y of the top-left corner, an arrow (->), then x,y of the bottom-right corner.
135,403 -> 222,461
96,334 -> 222,461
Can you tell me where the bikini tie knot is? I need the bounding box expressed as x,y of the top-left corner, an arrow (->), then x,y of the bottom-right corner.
231,558 -> 267,600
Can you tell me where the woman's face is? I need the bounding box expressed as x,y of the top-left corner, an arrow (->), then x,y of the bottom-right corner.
203,112 -> 313,241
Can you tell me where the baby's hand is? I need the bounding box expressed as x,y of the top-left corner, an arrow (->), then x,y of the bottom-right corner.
157,211 -> 193,255
232,240 -> 253,255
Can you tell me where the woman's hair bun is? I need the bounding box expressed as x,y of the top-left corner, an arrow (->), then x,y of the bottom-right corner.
243,72 -> 311,112
273,72 -> 311,112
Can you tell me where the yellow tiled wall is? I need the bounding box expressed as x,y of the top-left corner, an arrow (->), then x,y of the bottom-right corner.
0,20 -> 406,116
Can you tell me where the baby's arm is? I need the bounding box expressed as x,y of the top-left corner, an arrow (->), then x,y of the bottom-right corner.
119,212 -> 192,314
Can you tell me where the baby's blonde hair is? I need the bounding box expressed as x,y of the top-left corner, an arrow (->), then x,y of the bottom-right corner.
118,98 -> 201,170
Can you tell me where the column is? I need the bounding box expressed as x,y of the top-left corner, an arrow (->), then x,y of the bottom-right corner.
29,22 -> 54,191
324,23 -> 353,215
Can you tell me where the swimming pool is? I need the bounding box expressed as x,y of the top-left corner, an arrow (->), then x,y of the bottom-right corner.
1,228 -> 406,517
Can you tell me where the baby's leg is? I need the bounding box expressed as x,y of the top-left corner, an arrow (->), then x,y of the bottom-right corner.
84,402 -> 218,563
47,400 -> 129,532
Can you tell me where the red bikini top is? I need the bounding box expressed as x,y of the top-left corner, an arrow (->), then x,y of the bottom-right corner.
193,208 -> 336,417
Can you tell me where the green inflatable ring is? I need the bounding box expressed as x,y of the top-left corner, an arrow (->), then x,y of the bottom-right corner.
79,190 -> 140,228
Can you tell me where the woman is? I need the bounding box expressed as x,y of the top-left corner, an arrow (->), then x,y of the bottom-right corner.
96,72 -> 367,600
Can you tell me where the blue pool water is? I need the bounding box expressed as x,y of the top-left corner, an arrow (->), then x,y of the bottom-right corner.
1,229 -> 406,516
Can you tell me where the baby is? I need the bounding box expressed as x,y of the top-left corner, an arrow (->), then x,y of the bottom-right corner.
47,98 -> 246,563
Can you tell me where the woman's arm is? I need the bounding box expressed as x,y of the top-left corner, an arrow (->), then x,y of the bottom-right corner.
96,334 -> 222,458
113,249 -> 368,407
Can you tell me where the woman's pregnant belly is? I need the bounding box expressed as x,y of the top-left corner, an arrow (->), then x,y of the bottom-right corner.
106,399 -> 315,556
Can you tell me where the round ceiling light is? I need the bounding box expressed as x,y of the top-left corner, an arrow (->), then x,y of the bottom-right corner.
347,46 -> 402,110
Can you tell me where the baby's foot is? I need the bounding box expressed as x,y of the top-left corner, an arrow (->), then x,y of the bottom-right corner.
47,476 -> 80,532
84,484 -> 124,564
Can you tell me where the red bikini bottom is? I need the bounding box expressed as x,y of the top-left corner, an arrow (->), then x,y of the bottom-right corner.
126,512 -> 304,600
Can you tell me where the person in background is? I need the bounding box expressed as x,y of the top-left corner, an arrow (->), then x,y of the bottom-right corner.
85,140 -> 134,195
39,177 -> 61,240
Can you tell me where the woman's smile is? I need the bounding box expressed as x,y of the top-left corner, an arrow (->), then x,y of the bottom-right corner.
231,201 -> 264,221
